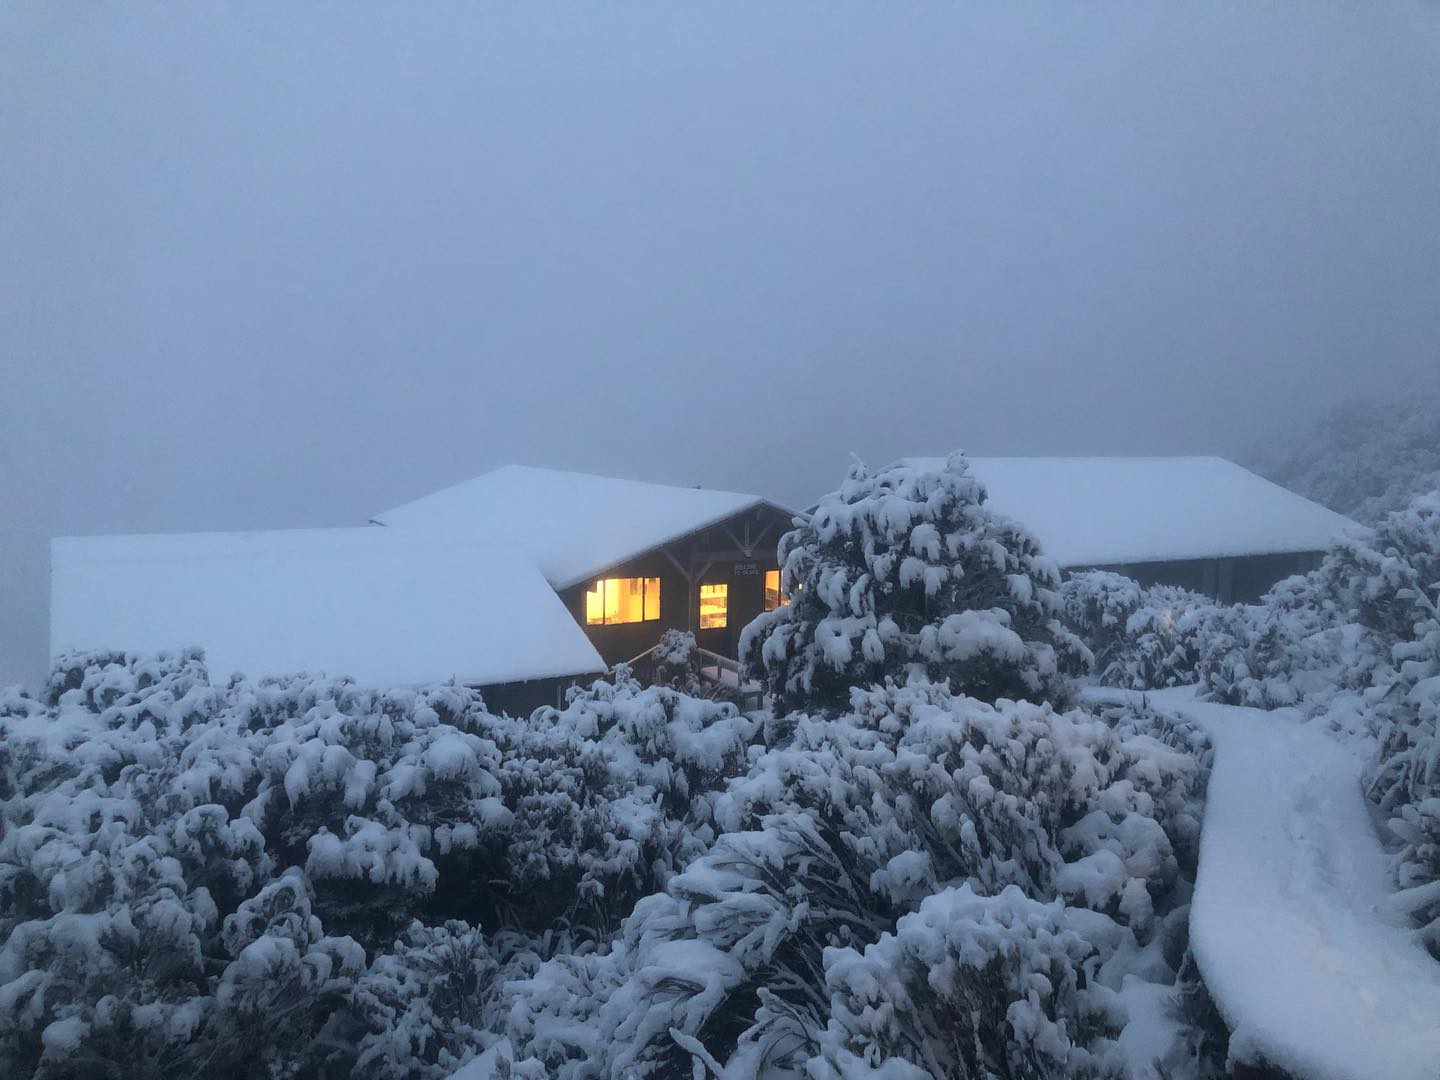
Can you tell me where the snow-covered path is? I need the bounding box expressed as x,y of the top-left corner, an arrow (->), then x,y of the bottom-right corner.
1137,688 -> 1440,1080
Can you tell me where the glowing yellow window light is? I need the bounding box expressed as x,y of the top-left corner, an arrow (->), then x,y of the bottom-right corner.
585,577 -> 660,626
699,583 -> 729,629
763,569 -> 786,611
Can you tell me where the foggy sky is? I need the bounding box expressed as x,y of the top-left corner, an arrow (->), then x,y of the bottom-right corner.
4,1 -> 1439,688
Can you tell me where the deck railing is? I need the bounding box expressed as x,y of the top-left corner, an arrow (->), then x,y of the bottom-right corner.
612,643 -> 765,712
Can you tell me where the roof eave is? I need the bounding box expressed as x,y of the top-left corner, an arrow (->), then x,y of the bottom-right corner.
550,497 -> 806,591
1056,542 -> 1343,569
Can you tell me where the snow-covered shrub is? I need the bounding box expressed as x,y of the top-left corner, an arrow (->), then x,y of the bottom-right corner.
1196,495 -> 1437,711
1373,666 -> 1440,954
1,647 -> 1216,1078
810,884 -> 1125,1079
478,673 -> 753,936
1192,602 -> 1304,710
1061,571 -> 1214,690
1061,571 -> 1144,669
0,651 -> 504,1078
208,870 -> 367,1077
649,628 -> 706,695
352,920 -> 495,1079
1363,546 -> 1440,952
742,453 -> 1089,715
0,651 -> 752,1079
497,682 -> 1212,1077
1317,492 -> 1440,643
1119,587 -> 1219,691
1197,553 -> 1382,712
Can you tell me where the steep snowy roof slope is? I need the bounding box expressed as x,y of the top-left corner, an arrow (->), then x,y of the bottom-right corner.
51,527 -> 606,687
373,465 -> 799,589
901,456 -> 1357,567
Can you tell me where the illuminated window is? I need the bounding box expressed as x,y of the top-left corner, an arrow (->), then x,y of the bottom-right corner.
585,577 -> 661,626
763,569 -> 786,611
699,583 -> 729,629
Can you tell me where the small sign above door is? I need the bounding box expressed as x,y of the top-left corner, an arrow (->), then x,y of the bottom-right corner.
734,561 -> 758,576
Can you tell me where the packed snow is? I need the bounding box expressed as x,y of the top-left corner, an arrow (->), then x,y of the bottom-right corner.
372,464 -> 799,589
900,456 -> 1357,567
50,527 -> 606,686
1104,687 -> 1440,1080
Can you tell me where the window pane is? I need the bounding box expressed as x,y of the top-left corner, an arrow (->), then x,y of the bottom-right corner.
618,576 -> 645,623
699,583 -> 728,629
586,578 -> 660,625
763,569 -> 783,611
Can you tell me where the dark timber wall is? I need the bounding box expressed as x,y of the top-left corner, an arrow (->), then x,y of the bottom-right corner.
1086,551 -> 1322,604
481,515 -> 1318,713
478,675 -> 590,718
555,504 -> 794,665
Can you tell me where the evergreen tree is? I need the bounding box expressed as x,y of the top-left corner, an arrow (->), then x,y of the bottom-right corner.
741,453 -> 1089,714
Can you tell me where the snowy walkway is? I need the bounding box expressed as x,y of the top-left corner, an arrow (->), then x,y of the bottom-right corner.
1122,688 -> 1440,1080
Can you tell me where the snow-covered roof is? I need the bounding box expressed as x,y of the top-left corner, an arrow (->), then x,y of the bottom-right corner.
50,527 -> 606,687
901,456 -> 1356,567
373,465 -> 797,589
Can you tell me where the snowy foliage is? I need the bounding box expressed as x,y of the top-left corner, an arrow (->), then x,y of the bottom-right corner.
1249,385 -> 1440,524
351,920 -> 495,1079
1061,571 -> 1213,691
1196,494 -> 1437,713
742,453 -> 1090,715
0,651 -> 746,1078
811,884 -> 1126,1079
0,646 -> 1215,1078
647,628 -> 706,696
491,683 -> 1211,1077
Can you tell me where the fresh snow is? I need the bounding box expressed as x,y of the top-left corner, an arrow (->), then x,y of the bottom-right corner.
1104,686 -> 1440,1080
901,457 -> 1357,567
50,527 -> 606,687
372,464 -> 798,589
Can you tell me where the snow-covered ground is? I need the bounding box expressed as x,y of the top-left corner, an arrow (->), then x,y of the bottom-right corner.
1094,687 -> 1440,1080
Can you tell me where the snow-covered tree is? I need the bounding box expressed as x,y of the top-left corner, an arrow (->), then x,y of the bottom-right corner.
1248,386 -> 1440,524
741,453 -> 1089,714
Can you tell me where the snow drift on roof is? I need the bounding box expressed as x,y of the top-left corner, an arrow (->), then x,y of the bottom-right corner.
373,465 -> 795,588
50,527 -> 606,688
899,456 -> 1356,567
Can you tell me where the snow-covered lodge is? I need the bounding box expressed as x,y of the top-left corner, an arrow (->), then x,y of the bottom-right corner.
49,457 -> 1353,709
952,456 -> 1356,603
370,466 -> 798,669
51,467 -> 798,712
